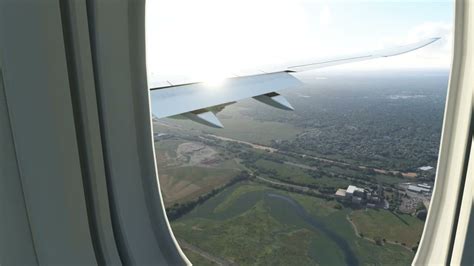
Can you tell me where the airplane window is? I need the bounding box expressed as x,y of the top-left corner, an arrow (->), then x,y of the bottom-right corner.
147,0 -> 453,265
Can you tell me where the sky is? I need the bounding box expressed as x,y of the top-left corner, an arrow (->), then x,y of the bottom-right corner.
145,0 -> 453,85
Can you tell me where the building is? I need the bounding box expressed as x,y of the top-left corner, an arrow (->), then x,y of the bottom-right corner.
346,185 -> 365,198
335,184 -> 379,207
408,185 -> 431,194
335,189 -> 347,200
418,183 -> 432,190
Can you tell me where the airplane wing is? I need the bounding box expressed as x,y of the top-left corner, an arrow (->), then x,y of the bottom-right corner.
150,37 -> 439,128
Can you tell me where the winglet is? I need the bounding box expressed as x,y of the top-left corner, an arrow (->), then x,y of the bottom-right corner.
286,37 -> 441,72
376,37 -> 441,57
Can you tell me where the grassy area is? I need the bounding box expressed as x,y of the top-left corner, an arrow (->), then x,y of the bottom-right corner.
213,183 -> 267,213
172,193 -> 319,265
180,247 -> 216,266
350,209 -> 424,247
255,159 -> 351,188
163,164 -> 238,183
171,182 -> 415,265
290,193 -> 340,217
159,165 -> 240,206
256,159 -> 312,181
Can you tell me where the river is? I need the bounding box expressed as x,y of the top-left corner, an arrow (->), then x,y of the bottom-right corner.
266,193 -> 359,266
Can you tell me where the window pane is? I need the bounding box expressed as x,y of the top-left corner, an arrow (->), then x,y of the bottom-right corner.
147,0 -> 453,264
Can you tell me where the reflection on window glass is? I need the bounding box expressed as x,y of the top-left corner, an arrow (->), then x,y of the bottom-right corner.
148,0 -> 453,265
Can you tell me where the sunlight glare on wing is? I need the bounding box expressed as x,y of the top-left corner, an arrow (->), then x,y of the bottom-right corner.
190,69 -> 233,89
202,77 -> 227,87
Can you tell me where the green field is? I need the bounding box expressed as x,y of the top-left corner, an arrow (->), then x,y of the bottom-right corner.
255,159 -> 351,189
350,209 -> 424,247
171,182 -> 416,265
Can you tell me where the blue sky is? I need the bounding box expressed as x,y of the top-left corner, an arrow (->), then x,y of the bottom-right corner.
146,0 -> 453,85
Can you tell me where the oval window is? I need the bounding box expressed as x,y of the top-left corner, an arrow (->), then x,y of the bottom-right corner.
147,0 -> 454,264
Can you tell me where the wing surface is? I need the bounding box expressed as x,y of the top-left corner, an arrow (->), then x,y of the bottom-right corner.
150,38 -> 439,127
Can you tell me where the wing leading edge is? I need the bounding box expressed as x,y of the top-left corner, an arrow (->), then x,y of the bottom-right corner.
150,37 -> 439,127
